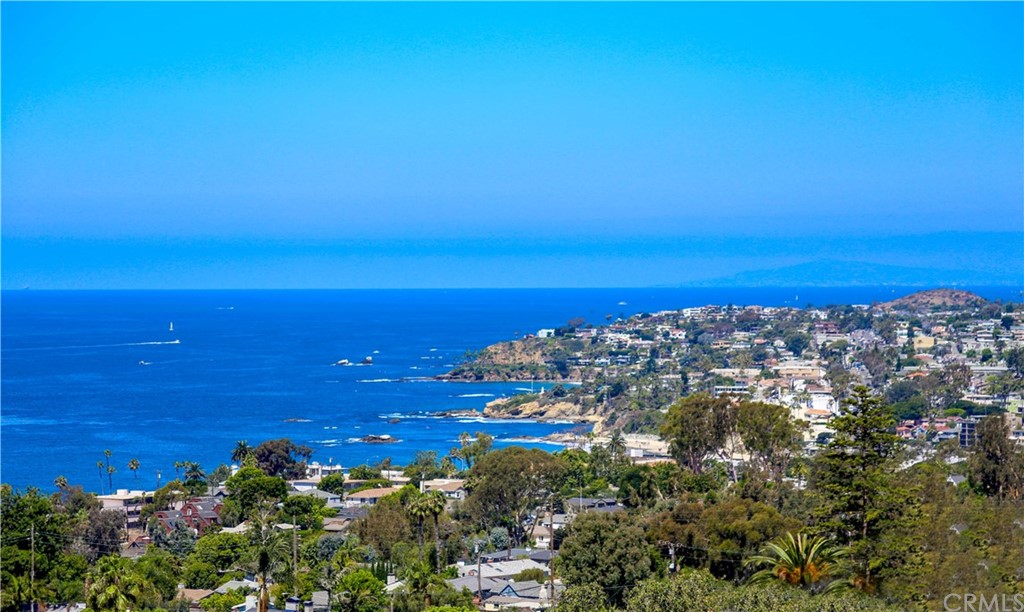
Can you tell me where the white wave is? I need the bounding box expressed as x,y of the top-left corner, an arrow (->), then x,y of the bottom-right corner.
312,439 -> 342,444
455,393 -> 495,398
358,378 -> 399,383
456,417 -> 544,424
500,437 -> 567,446
283,418 -> 312,423
429,348 -> 438,352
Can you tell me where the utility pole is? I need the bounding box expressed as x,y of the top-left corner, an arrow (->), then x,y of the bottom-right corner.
475,543 -> 482,605
30,523 -> 35,612
292,514 -> 298,589
547,496 -> 555,602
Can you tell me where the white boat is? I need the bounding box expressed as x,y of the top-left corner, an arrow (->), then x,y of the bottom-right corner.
169,322 -> 174,332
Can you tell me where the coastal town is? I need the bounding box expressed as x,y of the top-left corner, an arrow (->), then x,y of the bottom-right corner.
3,289 -> 1023,612
446,288 -> 1024,449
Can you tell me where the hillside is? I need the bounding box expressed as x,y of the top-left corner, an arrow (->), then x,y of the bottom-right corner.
878,288 -> 987,311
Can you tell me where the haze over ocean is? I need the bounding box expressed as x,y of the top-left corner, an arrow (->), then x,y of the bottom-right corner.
1,287 -> 1019,493
2,3 -> 1021,289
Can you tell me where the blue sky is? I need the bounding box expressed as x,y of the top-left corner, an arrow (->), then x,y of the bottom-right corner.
2,2 -> 1021,288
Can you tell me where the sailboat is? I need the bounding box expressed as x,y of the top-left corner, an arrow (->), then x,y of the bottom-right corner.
169,322 -> 174,332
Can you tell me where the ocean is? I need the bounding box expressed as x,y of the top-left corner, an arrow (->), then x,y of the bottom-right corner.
2,287 -> 1019,493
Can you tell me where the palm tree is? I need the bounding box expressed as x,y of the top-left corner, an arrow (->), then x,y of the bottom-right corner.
128,458 -> 140,480
746,532 -> 847,593
232,440 -> 251,464
184,461 -> 205,483
107,465 -> 116,490
439,456 -> 456,477
174,461 -> 184,480
96,461 -> 106,493
408,494 -> 431,563
403,562 -> 444,609
421,490 -> 448,573
85,556 -> 154,611
247,505 -> 291,612
54,475 -> 68,491
318,551 -> 358,611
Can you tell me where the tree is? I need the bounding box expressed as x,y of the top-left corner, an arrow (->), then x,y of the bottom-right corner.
84,507 -> 126,562
661,394 -> 734,474
421,490 -> 448,573
232,440 -> 252,464
450,432 -> 493,470
224,466 -> 288,520
246,506 -> 291,612
465,447 -> 565,557
251,438 -> 312,479
336,568 -> 387,612
349,465 -> 382,480
85,556 -> 155,612
557,512 -> 653,606
154,520 -> 196,558
403,451 -> 446,486
969,414 -> 1024,500
96,461 -> 106,494
735,401 -> 805,483
318,473 -> 347,495
783,331 -> 812,356
746,532 -> 846,592
354,492 -> 413,561
553,583 -> 611,612
697,496 -> 800,581
183,461 -> 207,495
134,550 -> 182,605
189,531 -> 250,573
402,562 -> 445,609
1005,347 -> 1024,378
811,387 -> 922,600
128,458 -> 140,480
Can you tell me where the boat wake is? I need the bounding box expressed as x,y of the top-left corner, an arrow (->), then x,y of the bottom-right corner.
6,339 -> 181,351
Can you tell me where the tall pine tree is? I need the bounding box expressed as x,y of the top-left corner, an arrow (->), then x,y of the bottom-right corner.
811,386 -> 923,603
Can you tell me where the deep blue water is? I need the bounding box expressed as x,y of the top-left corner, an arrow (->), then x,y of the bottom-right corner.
2,287 -> 1019,492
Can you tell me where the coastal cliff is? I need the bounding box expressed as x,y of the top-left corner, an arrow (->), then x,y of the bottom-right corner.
482,396 -> 605,432
437,336 -> 580,382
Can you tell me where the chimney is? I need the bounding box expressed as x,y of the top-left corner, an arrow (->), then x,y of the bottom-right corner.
303,601 -> 313,612
285,596 -> 301,611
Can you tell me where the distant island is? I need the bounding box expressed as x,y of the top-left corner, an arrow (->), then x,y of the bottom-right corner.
678,259 -> 1023,287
